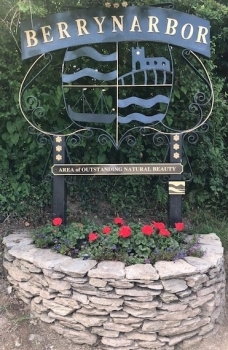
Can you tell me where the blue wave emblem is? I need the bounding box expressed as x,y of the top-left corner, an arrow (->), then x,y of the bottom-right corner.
62,46 -> 173,125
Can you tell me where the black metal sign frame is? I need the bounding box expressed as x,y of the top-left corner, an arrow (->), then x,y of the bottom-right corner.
19,3 -> 213,226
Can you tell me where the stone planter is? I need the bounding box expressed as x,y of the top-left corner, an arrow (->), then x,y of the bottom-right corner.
3,232 -> 225,350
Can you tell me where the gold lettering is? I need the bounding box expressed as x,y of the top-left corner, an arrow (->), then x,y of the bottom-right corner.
196,26 -> 208,44
75,19 -> 89,36
93,16 -> 106,33
165,18 -> 178,35
181,23 -> 194,40
24,30 -> 38,47
130,16 -> 142,32
112,16 -> 124,32
57,22 -> 71,39
41,25 -> 53,43
148,16 -> 160,33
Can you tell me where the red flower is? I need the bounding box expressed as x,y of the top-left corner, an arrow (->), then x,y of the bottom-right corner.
141,225 -> 154,236
88,232 -> 99,242
102,226 -> 112,234
159,228 -> 171,237
152,221 -> 166,230
114,217 -> 124,225
52,217 -> 62,226
118,225 -> 132,238
175,222 -> 185,231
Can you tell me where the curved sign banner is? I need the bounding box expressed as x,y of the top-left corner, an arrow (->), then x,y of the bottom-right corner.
20,6 -> 210,60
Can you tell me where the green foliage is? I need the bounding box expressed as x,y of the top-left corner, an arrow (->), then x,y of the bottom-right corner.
33,217 -> 203,265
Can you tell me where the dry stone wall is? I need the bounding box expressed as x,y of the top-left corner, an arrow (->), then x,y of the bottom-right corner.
2,232 -> 225,350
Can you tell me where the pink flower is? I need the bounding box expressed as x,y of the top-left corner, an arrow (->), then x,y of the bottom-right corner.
114,217 -> 124,225
52,217 -> 62,226
159,228 -> 171,237
152,221 -> 166,230
102,226 -> 112,234
88,232 -> 99,242
118,225 -> 132,238
175,222 -> 185,231
141,225 -> 154,236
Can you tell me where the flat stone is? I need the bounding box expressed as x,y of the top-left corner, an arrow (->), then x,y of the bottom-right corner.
43,269 -> 65,279
59,321 -> 85,331
51,325 -> 97,345
72,291 -> 89,304
101,336 -> 134,348
154,260 -> 197,279
158,317 -> 210,336
176,288 -> 192,298
88,261 -> 125,279
89,296 -> 123,307
124,300 -> 162,309
138,282 -> 163,290
90,303 -> 122,312
159,303 -> 188,312
155,307 -> 201,321
73,312 -> 108,327
3,262 -> 31,282
184,256 -> 211,273
40,289 -> 57,299
89,278 -> 107,287
185,273 -> 209,287
3,232 -> 33,249
18,282 -> 41,296
112,316 -> 141,325
110,311 -> 129,318
109,280 -> 134,288
126,331 -> 157,341
4,250 -> 14,261
142,320 -> 181,332
116,287 -> 160,297
124,305 -> 157,318
64,276 -> 88,284
104,322 -> 134,332
198,233 -> 222,245
124,296 -> 154,302
31,299 -> 48,314
78,307 -> 108,316
54,258 -> 97,277
31,275 -> 49,288
40,313 -> 55,323
160,292 -> 178,303
8,245 -> 71,269
54,297 -> 80,309
44,276 -> 71,291
125,264 -> 159,280
138,340 -> 165,348
197,286 -> 216,297
48,311 -> 79,323
91,327 -> 119,337
161,279 -> 188,293
168,330 -> 198,346
43,299 -> 75,316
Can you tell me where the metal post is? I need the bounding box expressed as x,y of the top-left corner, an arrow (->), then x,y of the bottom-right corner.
52,135 -> 67,224
168,133 -> 185,227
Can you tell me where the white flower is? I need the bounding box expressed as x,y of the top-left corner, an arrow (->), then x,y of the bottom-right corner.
113,3 -> 120,8
122,1 -> 128,7
105,2 -> 111,7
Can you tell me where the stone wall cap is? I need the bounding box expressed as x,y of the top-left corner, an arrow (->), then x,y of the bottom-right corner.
154,260 -> 197,279
3,232 -> 33,249
88,261 -> 125,279
54,259 -> 97,277
125,264 -> 159,281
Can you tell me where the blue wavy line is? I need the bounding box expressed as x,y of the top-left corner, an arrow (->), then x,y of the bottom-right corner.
118,113 -> 165,124
118,95 -> 170,108
62,68 -> 117,83
64,47 -> 117,62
